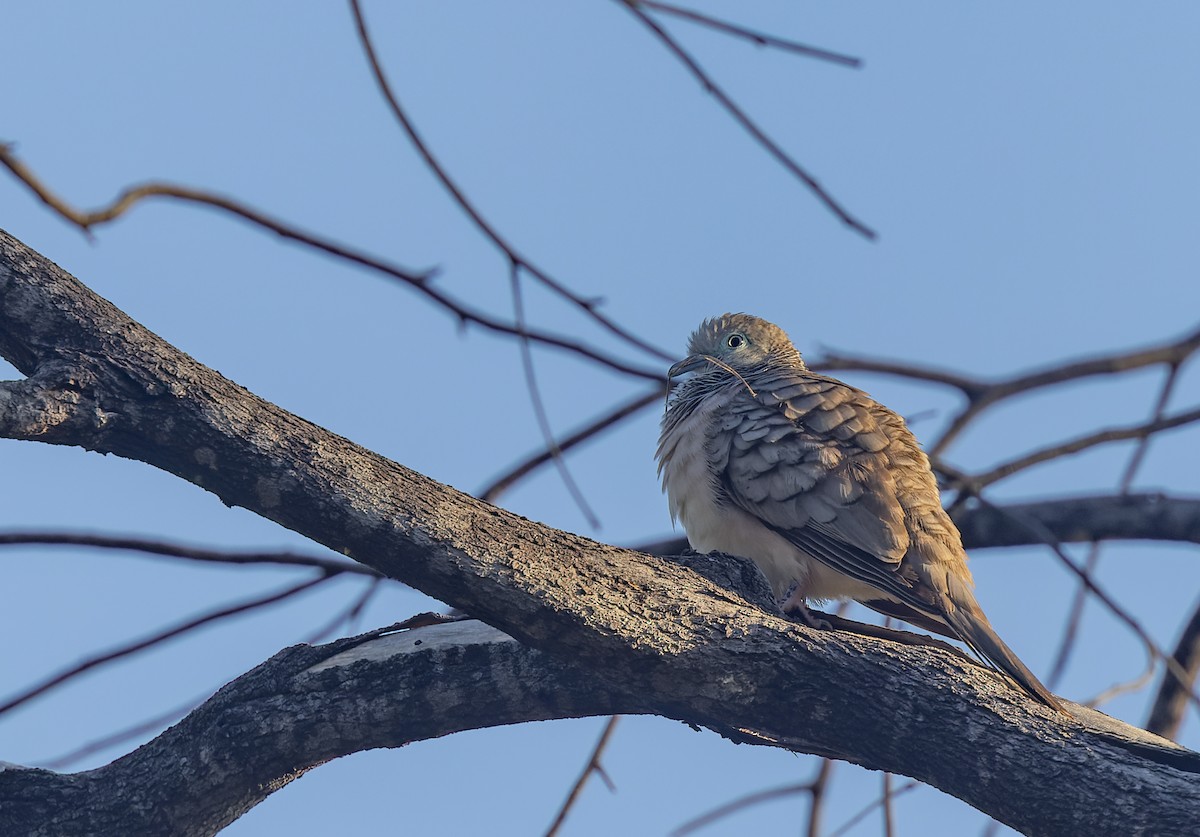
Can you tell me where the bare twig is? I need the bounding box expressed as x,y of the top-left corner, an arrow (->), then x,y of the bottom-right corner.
0,531 -> 381,577
826,780 -> 919,837
807,757 -> 835,837
672,784 -> 808,836
509,261 -> 600,528
0,142 -> 431,282
881,772 -> 896,837
616,1 -> 877,239
544,715 -> 621,837
813,353 -> 986,397
347,0 -> 672,362
977,497 -> 1200,716
303,577 -> 386,644
37,692 -> 209,770
637,1 -> 861,66
480,388 -> 664,502
0,144 -> 664,382
929,323 -> 1200,456
671,765 -> 834,837
1084,654 -> 1157,709
1047,538 -> 1119,690
959,406 -> 1200,491
0,574 -> 332,717
818,325 -> 1200,457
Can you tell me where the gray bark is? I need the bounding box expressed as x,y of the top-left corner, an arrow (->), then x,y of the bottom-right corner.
2,228 -> 1199,836
0,622 -> 630,836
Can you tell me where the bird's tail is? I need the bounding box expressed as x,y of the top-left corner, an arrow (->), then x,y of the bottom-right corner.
861,594 -> 1063,711
941,599 -> 1063,712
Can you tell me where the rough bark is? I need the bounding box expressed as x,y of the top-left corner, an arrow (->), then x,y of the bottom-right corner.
0,622 -> 630,836
2,228 -> 1199,836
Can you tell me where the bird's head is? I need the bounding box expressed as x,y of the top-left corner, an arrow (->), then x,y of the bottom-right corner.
668,313 -> 804,390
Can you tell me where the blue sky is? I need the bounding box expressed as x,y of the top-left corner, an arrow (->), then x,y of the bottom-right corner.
2,3 -> 1199,835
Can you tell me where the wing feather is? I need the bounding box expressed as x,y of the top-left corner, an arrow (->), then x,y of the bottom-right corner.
719,372 -> 919,591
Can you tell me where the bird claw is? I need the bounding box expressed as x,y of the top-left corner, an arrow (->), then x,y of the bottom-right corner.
781,585 -> 832,630
788,605 -> 833,631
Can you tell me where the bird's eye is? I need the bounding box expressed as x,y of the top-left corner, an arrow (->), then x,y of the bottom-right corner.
726,333 -> 746,349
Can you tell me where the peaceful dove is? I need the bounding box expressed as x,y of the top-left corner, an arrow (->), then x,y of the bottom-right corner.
657,313 -> 1061,710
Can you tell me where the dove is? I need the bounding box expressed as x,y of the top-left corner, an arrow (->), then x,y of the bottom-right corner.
657,313 -> 1061,710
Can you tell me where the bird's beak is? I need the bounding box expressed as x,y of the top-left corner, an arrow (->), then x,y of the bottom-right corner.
667,354 -> 710,384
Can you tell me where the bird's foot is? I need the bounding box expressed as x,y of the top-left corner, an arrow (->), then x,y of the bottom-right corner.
781,585 -> 832,630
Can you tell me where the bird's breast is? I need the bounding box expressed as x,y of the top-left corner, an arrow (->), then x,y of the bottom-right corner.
659,398 -> 817,598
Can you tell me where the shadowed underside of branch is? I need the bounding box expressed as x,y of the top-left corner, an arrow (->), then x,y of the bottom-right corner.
2,229 -> 1199,836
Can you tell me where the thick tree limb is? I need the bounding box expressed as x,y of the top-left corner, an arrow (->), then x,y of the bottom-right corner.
2,617 -> 1197,837
0,622 -> 629,837
2,229 -> 1200,835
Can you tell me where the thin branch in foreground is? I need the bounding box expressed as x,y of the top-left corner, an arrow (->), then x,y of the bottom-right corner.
637,1 -> 862,66
0,144 -> 664,382
616,1 -> 877,240
544,715 -> 621,837
0,574 -> 332,717
509,261 -> 600,528
0,531 -> 382,577
347,0 -> 673,362
479,388 -> 663,502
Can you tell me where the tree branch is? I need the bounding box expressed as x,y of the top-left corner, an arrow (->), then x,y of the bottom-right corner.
814,329 -> 1200,457
3,617 -> 1198,837
636,1 -> 862,67
479,388 -> 663,502
347,0 -> 674,363
0,148 -> 664,382
615,2 -> 877,240
638,493 -> 1200,557
0,532 -> 381,576
1147,599 -> 1200,739
2,229 -> 1199,835
960,408 -> 1200,490
0,622 -> 629,837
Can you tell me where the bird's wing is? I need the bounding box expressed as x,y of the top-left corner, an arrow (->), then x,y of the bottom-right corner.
716,371 -> 936,608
